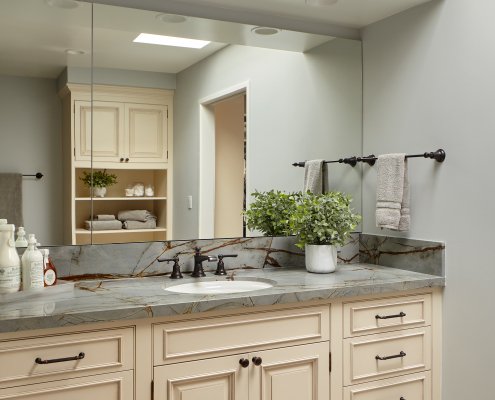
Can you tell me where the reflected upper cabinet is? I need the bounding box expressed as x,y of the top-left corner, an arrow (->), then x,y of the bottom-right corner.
59,84 -> 174,245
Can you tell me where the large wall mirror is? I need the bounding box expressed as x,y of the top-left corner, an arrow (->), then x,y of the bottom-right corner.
0,0 -> 363,246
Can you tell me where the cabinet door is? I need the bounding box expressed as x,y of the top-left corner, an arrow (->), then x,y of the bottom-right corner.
74,100 -> 124,162
125,103 -> 168,163
0,370 -> 133,399
154,354 -> 249,400
250,342 -> 329,400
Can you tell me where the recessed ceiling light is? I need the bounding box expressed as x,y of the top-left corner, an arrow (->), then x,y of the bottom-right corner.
305,0 -> 338,5
45,0 -> 80,9
133,33 -> 210,49
251,27 -> 281,36
65,49 -> 86,55
155,13 -> 188,24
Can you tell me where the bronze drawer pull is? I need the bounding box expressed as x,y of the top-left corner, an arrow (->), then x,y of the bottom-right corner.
35,352 -> 85,365
239,358 -> 250,368
400,397 -> 406,400
252,356 -> 262,366
375,311 -> 406,320
375,351 -> 406,361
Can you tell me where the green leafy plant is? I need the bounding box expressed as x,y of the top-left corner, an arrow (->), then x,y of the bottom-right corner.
291,191 -> 361,249
79,170 -> 118,188
244,190 -> 300,236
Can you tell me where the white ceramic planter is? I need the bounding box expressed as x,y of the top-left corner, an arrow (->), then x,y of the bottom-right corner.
93,187 -> 107,198
305,244 -> 337,273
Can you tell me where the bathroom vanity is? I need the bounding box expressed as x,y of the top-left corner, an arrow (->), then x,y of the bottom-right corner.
0,265 -> 443,400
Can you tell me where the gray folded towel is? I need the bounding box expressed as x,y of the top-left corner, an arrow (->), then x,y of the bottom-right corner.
84,220 -> 123,231
375,154 -> 410,231
118,210 -> 156,222
304,160 -> 327,194
0,173 -> 23,228
94,214 -> 116,221
123,220 -> 157,230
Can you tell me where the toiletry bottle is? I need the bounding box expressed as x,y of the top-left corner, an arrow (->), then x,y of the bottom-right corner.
41,249 -> 57,287
0,222 -> 21,294
21,234 -> 44,290
15,227 -> 28,248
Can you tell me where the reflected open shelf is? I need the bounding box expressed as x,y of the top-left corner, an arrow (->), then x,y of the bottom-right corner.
76,228 -> 167,234
75,197 -> 167,201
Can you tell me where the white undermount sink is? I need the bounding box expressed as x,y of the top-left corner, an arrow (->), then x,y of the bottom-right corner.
165,279 -> 274,294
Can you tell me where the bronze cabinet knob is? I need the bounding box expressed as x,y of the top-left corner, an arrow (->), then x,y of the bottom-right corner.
252,356 -> 262,366
239,358 -> 249,368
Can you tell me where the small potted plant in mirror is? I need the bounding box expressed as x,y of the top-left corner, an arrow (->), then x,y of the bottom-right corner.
244,190 -> 300,236
291,191 -> 361,273
80,170 -> 118,198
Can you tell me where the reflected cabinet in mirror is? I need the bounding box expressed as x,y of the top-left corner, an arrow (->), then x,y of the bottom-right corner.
0,0 -> 363,246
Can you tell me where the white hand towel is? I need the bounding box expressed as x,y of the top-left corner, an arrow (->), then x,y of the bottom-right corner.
304,160 -> 327,194
375,154 -> 410,231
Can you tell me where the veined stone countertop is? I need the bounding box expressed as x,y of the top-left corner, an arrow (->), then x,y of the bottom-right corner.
0,264 -> 444,334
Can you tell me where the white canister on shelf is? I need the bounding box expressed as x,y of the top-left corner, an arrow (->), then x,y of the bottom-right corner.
0,223 -> 22,294
21,234 -> 44,290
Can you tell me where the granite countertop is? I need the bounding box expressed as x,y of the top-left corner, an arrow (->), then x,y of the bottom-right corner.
0,264 -> 444,333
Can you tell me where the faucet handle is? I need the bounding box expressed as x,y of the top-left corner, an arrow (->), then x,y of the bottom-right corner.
157,256 -> 183,279
215,254 -> 238,276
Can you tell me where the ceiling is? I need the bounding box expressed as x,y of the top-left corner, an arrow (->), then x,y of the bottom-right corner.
0,0 -> 433,78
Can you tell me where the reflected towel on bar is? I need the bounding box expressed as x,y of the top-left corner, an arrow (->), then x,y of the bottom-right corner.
84,220 -> 123,231
118,210 -> 156,222
303,160 -> 327,194
375,154 -> 410,231
0,173 -> 23,228
123,220 -> 157,230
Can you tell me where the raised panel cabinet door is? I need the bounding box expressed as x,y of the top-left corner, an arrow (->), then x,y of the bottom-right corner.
250,342 -> 329,400
125,103 -> 168,163
154,354 -> 249,400
0,370 -> 133,400
74,100 -> 124,162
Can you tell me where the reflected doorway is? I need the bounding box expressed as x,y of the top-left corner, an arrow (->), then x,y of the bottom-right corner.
198,83 -> 248,239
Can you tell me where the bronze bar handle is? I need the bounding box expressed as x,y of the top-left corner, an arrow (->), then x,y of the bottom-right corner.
375,311 -> 406,320
375,351 -> 406,361
400,397 -> 406,400
239,358 -> 250,368
252,356 -> 262,366
35,352 -> 85,365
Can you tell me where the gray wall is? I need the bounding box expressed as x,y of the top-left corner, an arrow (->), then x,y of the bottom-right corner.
362,0 -> 495,397
0,75 -> 63,245
174,39 -> 363,239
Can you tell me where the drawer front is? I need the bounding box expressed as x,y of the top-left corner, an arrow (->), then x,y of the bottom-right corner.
343,327 -> 431,386
343,371 -> 431,400
343,294 -> 431,337
0,370 -> 133,400
153,306 -> 329,365
0,327 -> 134,387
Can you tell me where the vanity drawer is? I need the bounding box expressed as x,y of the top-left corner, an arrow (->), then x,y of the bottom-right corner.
343,294 -> 431,337
0,327 -> 134,387
343,371 -> 431,400
343,327 -> 431,386
153,306 -> 329,365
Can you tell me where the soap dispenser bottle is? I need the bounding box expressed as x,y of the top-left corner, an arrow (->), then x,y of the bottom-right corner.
21,234 -> 44,290
0,222 -> 21,294
41,249 -> 57,287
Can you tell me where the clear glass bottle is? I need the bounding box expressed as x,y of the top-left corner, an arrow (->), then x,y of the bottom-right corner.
0,223 -> 21,294
21,234 -> 44,290
41,249 -> 57,287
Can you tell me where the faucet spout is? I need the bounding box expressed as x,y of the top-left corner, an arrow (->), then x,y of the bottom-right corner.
192,247 -> 217,277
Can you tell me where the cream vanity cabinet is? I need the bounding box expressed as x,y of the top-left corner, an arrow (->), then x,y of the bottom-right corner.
0,289 -> 441,400
152,305 -> 330,400
59,84 -> 174,244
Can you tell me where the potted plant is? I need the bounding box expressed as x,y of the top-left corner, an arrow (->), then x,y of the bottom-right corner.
80,170 -> 118,198
292,191 -> 361,273
244,190 -> 300,236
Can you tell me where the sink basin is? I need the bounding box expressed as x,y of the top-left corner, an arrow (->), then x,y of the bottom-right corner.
165,279 -> 273,294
